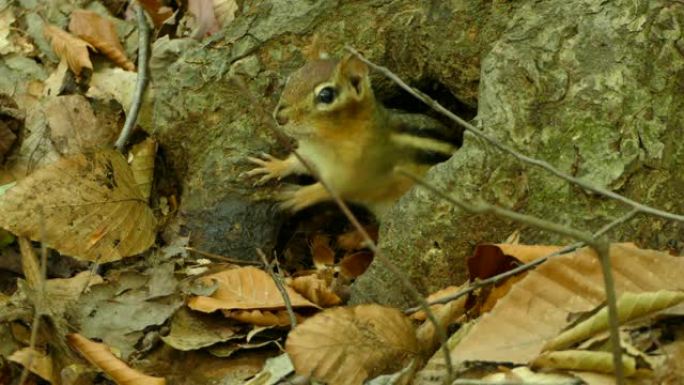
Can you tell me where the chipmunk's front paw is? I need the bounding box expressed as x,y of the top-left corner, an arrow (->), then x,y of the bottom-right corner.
244,153 -> 292,185
277,183 -> 329,212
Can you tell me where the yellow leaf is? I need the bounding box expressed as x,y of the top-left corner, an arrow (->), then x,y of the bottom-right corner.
8,347 -> 54,383
543,290 -> 684,351
532,350 -> 636,376
289,275 -> 341,307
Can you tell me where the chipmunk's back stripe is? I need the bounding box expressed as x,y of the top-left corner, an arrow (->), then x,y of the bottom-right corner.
393,124 -> 461,147
390,133 -> 456,164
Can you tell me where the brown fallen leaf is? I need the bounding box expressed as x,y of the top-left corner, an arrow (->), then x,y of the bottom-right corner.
138,0 -> 174,28
0,150 -> 157,262
286,304 -> 419,385
43,24 -> 93,77
187,266 -> 319,313
411,285 -> 465,322
8,347 -> 54,383
310,234 -> 335,268
289,275 -> 341,307
441,244 -> 684,365
69,10 -> 135,71
161,307 -> 241,351
223,308 -> 303,327
67,333 -> 166,385
338,250 -> 374,278
128,138 -> 157,201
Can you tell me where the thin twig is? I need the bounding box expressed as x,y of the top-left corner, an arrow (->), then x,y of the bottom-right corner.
185,246 -> 263,266
256,248 -> 297,327
233,76 -> 454,382
405,208 -> 639,314
114,4 -> 150,152
345,46 -> 684,224
400,170 -> 626,385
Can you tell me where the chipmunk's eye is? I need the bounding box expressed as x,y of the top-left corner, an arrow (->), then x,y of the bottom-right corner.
316,87 -> 336,104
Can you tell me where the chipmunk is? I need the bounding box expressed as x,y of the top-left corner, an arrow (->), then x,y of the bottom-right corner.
246,53 -> 460,217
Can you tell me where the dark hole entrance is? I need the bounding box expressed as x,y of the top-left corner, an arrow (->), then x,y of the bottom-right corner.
379,77 -> 476,148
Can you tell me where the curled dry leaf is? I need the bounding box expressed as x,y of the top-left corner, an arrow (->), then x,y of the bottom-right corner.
223,309 -> 302,327
43,24 -> 93,77
311,234 -> 335,268
188,266 -> 318,313
289,275 -> 341,307
532,350 -> 636,376
8,347 -> 55,383
544,290 -> 684,352
286,304 -> 419,385
0,150 -> 157,262
69,10 -> 135,71
411,285 -> 465,322
67,333 -> 166,385
338,250 -> 374,278
128,138 -> 157,201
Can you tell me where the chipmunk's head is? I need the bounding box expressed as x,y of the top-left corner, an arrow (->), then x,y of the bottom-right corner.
274,53 -> 374,139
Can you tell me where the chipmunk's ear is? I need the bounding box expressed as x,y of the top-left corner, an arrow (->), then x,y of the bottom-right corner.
302,34 -> 330,61
338,53 -> 369,98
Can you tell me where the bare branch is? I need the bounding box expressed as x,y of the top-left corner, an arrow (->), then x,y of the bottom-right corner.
114,4 -> 150,152
345,46 -> 684,224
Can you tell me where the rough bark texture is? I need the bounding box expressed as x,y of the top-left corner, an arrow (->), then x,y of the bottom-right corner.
151,0 -> 684,305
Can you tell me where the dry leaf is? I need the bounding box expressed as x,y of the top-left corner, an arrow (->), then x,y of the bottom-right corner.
18,237 -> 42,289
161,307 -> 241,351
138,0 -> 174,28
311,234 -> 335,268
67,333 -> 166,385
442,244 -> 684,365
289,275 -> 341,307
532,350 -> 636,376
286,304 -> 419,385
213,0 -> 238,26
338,250 -> 374,278
69,10 -> 135,71
494,244 -> 563,264
223,309 -> 302,327
544,291 -> 684,351
8,347 -> 54,383
128,138 -> 157,201
411,285 -> 465,322
0,150 -> 157,262
415,293 -> 467,354
243,353 -> 294,385
187,267 -> 318,313
43,24 -> 94,77
45,95 -> 118,155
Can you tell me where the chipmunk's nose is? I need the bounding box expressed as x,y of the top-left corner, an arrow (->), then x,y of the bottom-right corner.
274,104 -> 289,125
